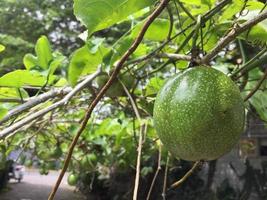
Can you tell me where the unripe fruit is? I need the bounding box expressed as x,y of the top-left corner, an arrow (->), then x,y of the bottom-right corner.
153,67 -> 245,161
96,73 -> 135,97
67,173 -> 78,186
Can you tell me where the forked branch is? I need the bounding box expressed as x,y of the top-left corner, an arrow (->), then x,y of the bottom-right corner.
48,0 -> 171,199
202,10 -> 267,64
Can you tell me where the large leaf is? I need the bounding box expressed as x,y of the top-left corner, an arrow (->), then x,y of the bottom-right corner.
74,0 -> 156,36
68,41 -> 108,86
0,70 -> 57,87
35,36 -> 53,69
107,18 -> 172,66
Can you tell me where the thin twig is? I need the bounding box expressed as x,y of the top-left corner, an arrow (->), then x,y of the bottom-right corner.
202,10 -> 267,64
0,69 -> 101,139
231,47 -> 267,79
47,1 -> 170,199
133,122 -> 146,200
244,68 -> 267,102
0,98 -> 26,103
169,161 -> 201,189
166,5 -> 174,40
162,154 -> 169,200
146,145 -> 162,200
120,80 -> 146,200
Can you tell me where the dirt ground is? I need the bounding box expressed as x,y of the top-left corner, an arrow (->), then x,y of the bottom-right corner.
0,168 -> 86,200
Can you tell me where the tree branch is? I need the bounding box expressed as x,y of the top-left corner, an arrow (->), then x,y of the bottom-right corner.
0,87 -> 72,125
158,53 -> 196,62
47,1 -> 170,200
202,10 -> 267,64
0,68 -> 101,139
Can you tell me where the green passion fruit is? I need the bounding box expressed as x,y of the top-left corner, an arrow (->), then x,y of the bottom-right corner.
153,66 -> 245,161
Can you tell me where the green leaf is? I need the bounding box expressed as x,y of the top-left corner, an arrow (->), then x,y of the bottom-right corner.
0,44 -> 5,53
48,55 -> 65,76
240,10 -> 267,45
35,36 -> 53,69
23,54 -> 39,70
68,42 -> 108,86
0,70 -> 57,87
0,106 -> 8,120
131,18 -> 171,41
0,87 -> 29,99
145,77 -> 164,96
250,91 -> 267,122
74,0 -> 156,36
179,0 -> 201,5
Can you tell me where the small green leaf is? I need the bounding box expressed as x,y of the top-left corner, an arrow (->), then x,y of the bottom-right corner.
74,0 -> 156,36
0,70 -> 57,87
48,55 -> 65,76
0,44 -> 5,53
35,36 -> 53,69
131,18 -> 171,41
0,87 -> 28,99
23,54 -> 39,70
145,77 -> 164,96
68,42 -> 108,86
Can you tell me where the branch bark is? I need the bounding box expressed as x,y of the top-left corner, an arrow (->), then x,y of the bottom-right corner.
158,53 -> 196,62
0,68 -> 101,139
0,87 -> 72,125
48,1 -> 170,200
201,10 -> 267,64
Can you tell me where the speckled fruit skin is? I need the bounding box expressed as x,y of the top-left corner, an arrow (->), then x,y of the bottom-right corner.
153,67 -> 245,161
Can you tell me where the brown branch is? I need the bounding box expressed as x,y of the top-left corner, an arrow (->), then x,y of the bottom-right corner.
47,1 -> 170,199
170,161 -> 201,189
244,68 -> 267,102
202,10 -> 267,64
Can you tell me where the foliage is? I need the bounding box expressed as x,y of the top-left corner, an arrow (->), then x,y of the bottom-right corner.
0,0 -> 267,198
